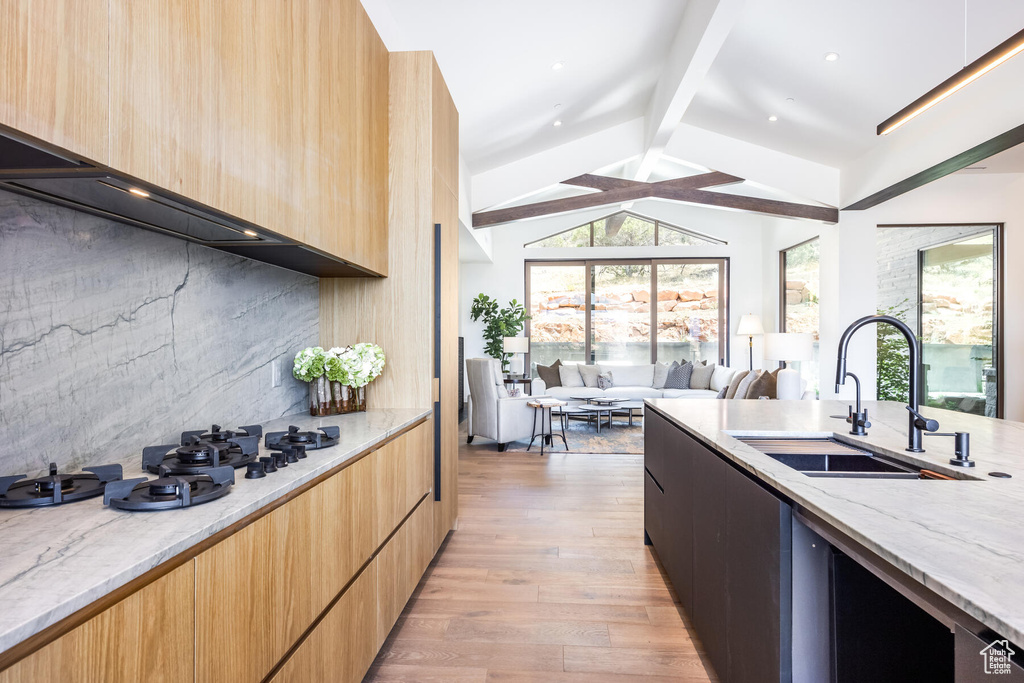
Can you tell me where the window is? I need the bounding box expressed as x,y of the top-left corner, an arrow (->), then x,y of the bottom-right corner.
919,230 -> 1000,416
525,211 -> 724,248
526,258 -> 729,370
780,238 -> 820,394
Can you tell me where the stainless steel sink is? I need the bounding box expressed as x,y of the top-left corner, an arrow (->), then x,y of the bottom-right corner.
735,437 -> 945,479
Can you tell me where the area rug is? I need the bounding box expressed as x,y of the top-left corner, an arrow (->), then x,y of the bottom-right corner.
460,415 -> 644,454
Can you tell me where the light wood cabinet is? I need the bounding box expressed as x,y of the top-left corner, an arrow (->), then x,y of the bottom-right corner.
0,562 -> 194,683
374,421 -> 432,546
270,558 -> 379,683
376,496 -> 435,648
0,0 -> 109,163
195,453 -> 375,683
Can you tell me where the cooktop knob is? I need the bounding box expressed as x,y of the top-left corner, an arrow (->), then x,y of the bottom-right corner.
245,462 -> 266,479
293,444 -> 307,459
260,456 -> 277,473
273,452 -> 289,468
283,447 -> 299,464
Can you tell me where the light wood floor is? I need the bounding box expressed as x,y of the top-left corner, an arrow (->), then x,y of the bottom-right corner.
363,435 -> 716,682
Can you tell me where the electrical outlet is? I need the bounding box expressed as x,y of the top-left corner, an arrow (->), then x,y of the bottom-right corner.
271,359 -> 282,388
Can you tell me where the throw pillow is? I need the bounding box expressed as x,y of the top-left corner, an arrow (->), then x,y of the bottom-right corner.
710,365 -> 734,392
768,366 -> 783,399
536,359 -> 562,388
731,370 -> 758,400
558,363 -> 585,388
690,362 -> 716,390
597,372 -> 613,390
725,370 -> 750,399
715,386 -> 729,399
652,361 -> 671,389
745,370 -> 777,399
579,364 -> 601,388
664,361 -> 693,390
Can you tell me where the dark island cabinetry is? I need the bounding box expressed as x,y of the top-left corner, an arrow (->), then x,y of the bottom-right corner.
644,407 -> 792,683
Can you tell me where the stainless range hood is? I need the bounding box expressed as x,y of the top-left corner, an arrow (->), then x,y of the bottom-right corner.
0,131 -> 377,278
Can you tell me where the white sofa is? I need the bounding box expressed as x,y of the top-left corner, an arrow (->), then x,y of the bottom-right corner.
531,362 -> 736,404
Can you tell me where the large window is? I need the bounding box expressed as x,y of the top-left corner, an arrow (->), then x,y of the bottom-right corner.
780,238 -> 820,393
919,230 -> 1000,416
526,211 -> 725,248
526,259 -> 729,370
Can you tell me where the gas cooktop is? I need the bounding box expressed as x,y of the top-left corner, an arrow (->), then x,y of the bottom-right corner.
0,463 -> 124,508
104,466 -> 235,511
265,425 -> 340,451
142,424 -> 261,475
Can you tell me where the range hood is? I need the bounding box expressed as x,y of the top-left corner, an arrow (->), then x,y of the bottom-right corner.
0,131 -> 377,278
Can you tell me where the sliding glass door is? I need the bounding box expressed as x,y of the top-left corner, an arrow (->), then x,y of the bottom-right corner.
919,231 -> 999,416
526,258 -> 729,370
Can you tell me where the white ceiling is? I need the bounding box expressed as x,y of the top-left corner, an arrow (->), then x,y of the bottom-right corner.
684,0 -> 1024,167
375,0 -> 689,172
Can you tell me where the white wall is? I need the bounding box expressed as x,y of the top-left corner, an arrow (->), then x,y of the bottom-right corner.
459,198 -> 818,395
775,172 -> 1024,418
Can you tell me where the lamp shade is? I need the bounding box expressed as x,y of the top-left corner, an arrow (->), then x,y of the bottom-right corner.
763,332 -> 814,362
503,336 -> 530,354
736,314 -> 764,336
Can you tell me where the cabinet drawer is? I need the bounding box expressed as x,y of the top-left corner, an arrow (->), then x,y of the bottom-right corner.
270,559 -> 379,683
374,422 -> 432,547
195,453 -> 375,683
377,496 -> 434,648
0,562 -> 194,683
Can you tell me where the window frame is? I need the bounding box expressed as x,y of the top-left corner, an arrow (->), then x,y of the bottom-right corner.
778,236 -> 819,337
525,257 -> 730,369
524,210 -> 726,248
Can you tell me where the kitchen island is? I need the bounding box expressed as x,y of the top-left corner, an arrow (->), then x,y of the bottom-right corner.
0,407 -> 433,681
645,398 -> 1024,683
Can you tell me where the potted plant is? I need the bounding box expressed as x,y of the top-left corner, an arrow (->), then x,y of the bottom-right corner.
293,347 -> 329,416
469,294 -> 529,372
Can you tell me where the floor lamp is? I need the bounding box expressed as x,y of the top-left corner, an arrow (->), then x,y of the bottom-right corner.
736,314 -> 764,371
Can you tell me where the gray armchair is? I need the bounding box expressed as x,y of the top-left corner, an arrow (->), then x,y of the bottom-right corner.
466,358 -> 543,452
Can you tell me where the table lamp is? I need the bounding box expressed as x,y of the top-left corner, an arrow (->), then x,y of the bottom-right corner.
763,332 -> 814,400
736,314 -> 764,371
503,336 -> 530,377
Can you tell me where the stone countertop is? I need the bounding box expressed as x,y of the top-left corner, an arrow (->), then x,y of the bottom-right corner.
0,408 -> 431,656
645,398 -> 1024,646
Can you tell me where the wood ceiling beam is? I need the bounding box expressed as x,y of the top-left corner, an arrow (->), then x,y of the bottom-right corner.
473,171 -> 836,226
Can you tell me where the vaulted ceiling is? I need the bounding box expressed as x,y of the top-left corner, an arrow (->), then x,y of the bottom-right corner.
362,0 -> 1024,220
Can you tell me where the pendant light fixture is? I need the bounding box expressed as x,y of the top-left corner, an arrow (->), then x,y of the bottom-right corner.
877,6 -> 1024,136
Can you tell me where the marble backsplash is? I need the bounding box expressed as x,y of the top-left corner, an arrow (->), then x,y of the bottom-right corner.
0,189 -> 319,477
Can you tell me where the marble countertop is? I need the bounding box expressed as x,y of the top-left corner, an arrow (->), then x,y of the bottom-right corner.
0,408 -> 430,655
646,399 -> 1024,646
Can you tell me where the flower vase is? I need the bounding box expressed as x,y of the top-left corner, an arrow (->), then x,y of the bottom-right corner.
353,385 -> 366,412
340,384 -> 352,413
331,381 -> 344,414
309,381 -> 319,416
316,376 -> 330,416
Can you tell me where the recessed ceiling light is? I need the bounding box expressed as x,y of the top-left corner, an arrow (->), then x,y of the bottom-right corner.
785,97 -> 795,104
824,52 -> 840,62
243,229 -> 259,237
554,103 -> 562,110
551,61 -> 565,71
768,115 -> 778,122
553,120 -> 562,127
128,187 -> 150,198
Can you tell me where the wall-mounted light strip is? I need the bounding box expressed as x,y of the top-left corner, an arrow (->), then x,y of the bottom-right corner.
877,27 -> 1024,136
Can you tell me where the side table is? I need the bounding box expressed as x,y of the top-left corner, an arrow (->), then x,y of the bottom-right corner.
527,399 -> 568,456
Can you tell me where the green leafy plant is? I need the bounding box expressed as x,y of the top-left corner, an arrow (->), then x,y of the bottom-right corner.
470,294 -> 529,371
877,300 -> 913,402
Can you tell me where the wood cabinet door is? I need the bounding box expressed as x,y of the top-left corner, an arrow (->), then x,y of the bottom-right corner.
196,454 -> 375,683
376,497 -> 435,648
374,422 -> 433,547
0,0 -> 109,162
109,0 -> 309,244
270,558 -> 379,683
663,426 -> 695,614
0,562 -> 194,683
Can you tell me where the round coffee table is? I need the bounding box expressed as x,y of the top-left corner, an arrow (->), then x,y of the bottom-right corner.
613,400 -> 645,427
527,400 -> 568,456
576,404 -> 615,433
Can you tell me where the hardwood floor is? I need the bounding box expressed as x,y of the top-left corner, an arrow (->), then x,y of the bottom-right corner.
363,435 -> 716,682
